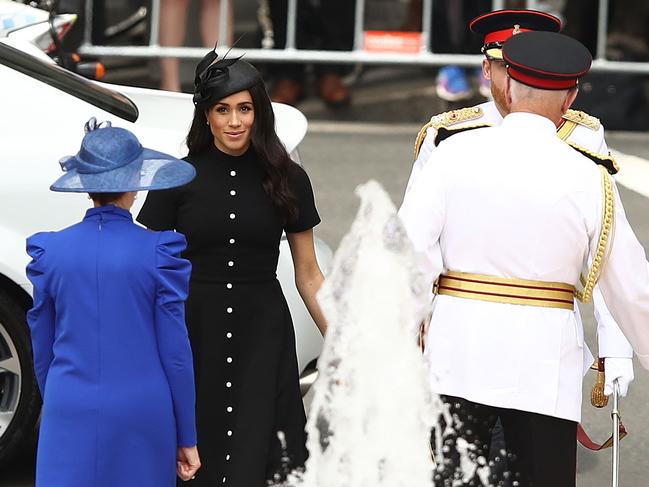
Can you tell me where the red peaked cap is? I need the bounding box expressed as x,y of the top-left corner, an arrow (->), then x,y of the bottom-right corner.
502,31 -> 592,90
469,9 -> 561,59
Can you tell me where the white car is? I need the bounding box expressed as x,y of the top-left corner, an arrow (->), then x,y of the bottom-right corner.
0,37 -> 329,466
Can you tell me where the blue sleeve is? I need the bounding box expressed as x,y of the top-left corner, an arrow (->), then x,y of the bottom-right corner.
155,231 -> 197,447
25,233 -> 55,397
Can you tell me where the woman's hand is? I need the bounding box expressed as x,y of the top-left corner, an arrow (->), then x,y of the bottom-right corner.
177,445 -> 201,481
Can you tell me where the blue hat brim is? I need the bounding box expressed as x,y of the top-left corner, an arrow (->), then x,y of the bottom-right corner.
50,148 -> 196,193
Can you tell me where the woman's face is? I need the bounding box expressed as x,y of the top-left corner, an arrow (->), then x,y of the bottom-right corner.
206,90 -> 255,156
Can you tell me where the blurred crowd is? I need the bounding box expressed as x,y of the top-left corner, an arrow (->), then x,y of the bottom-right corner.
59,0 -> 649,128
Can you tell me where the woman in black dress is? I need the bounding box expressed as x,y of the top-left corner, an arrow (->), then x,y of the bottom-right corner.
137,51 -> 327,487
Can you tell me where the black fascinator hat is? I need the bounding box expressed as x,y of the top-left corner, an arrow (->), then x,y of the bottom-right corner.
193,49 -> 261,106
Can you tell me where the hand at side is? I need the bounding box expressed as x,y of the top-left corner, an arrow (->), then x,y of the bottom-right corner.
177,445 -> 201,481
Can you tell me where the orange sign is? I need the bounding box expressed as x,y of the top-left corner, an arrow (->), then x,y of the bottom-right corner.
364,31 -> 422,54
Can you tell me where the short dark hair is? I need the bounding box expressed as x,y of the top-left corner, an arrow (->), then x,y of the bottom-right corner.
88,192 -> 125,206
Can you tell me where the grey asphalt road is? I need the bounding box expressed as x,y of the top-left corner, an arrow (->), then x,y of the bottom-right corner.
3,127 -> 649,486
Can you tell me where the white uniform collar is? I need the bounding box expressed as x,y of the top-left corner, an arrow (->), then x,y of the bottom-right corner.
502,112 -> 557,135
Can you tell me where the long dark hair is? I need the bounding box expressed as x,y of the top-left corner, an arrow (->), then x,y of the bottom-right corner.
186,81 -> 298,223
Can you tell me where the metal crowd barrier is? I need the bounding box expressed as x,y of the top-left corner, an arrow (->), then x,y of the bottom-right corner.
78,0 -> 649,74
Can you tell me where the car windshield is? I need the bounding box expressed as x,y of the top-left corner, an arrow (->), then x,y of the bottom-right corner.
0,40 -> 138,122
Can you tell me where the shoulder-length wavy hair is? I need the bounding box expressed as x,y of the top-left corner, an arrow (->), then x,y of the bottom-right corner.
186,81 -> 298,224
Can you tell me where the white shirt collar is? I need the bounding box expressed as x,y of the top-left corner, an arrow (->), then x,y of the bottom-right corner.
502,112 -> 557,135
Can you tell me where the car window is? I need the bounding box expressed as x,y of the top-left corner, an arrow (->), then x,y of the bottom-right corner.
0,40 -> 138,122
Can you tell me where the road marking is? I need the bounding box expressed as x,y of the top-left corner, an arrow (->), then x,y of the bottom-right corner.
614,150 -> 649,199
309,121 -> 422,135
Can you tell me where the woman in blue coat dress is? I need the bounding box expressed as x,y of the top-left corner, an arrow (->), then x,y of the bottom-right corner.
26,119 -> 201,486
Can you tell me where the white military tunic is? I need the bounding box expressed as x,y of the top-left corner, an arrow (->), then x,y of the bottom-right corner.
399,113 -> 649,422
407,101 -> 633,368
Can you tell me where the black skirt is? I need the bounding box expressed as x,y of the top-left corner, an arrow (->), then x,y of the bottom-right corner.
184,278 -> 308,487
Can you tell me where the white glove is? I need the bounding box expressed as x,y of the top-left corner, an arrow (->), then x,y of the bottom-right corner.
604,357 -> 634,397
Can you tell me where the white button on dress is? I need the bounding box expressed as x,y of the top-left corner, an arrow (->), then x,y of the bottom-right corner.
225,170 -> 236,464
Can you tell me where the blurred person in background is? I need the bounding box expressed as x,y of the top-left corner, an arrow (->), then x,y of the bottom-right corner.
160,0 -> 234,92
404,0 -> 492,101
562,0 -> 649,131
562,0 -> 649,58
431,0 -> 491,101
265,0 -> 356,108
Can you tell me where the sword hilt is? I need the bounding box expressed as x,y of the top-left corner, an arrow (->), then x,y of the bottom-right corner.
591,358 -> 609,408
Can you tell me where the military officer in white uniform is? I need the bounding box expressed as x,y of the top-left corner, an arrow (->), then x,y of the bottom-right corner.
406,9 -> 634,403
408,9 -> 618,189
399,31 -> 649,487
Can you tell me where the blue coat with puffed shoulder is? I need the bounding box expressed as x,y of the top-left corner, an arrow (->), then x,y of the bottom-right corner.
26,205 -> 197,487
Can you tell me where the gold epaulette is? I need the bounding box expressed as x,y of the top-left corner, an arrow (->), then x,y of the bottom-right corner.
413,106 -> 484,160
567,141 -> 620,175
562,109 -> 601,131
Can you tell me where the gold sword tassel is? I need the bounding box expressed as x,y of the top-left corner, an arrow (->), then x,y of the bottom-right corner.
591,357 -> 609,408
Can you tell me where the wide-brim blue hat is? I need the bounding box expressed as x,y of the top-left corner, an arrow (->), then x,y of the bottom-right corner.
51,118 -> 196,193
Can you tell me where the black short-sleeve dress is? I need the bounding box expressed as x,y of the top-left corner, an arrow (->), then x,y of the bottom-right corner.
137,144 -> 320,487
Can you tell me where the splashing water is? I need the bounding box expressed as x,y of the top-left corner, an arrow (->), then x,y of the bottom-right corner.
271,181 -> 487,487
